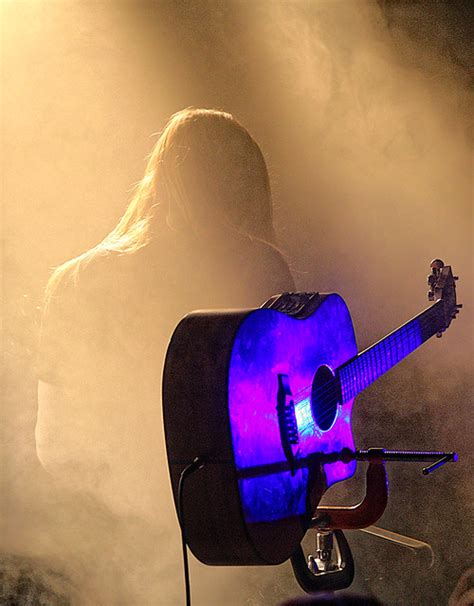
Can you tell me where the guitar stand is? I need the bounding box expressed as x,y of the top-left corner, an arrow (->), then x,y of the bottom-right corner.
291,529 -> 355,593
290,448 -> 456,594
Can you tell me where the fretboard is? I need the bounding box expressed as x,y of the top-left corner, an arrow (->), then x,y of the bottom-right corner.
337,300 -> 446,402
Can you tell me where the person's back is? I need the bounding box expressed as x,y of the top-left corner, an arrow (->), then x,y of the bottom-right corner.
34,109 -> 295,603
37,223 -> 294,521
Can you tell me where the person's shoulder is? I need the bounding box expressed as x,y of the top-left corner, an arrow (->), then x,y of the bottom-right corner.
45,247 -> 133,309
48,248 -> 110,291
76,248 -> 126,290
249,237 -> 295,283
234,237 -> 295,301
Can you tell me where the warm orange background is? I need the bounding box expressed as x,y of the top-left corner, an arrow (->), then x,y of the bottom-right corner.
2,2 -> 472,605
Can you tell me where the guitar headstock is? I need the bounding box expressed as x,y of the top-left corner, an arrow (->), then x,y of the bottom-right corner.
427,259 -> 462,335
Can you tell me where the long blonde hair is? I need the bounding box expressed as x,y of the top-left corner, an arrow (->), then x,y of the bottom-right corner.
45,108 -> 276,301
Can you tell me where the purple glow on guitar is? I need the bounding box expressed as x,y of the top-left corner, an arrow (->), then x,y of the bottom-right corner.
228,294 -> 357,523
228,297 -> 427,524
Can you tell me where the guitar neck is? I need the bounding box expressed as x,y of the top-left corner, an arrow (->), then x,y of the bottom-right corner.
337,300 -> 446,403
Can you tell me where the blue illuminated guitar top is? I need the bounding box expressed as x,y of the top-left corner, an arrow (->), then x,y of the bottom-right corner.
163,260 -> 460,566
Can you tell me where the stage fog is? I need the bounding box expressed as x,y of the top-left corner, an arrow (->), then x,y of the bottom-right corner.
1,1 -> 472,605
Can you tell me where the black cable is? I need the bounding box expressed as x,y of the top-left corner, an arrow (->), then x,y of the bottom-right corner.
177,456 -> 206,606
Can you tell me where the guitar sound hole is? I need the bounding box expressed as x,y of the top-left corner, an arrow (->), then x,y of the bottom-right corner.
311,365 -> 341,431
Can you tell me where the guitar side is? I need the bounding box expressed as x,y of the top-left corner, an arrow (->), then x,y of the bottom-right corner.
163,310 -> 255,564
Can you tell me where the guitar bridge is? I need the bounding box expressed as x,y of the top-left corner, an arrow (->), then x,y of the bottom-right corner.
277,374 -> 299,475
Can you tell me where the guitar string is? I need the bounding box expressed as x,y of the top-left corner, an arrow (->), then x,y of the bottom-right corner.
232,308 -> 443,472
309,316 -> 432,427
294,319 -> 428,434
290,318 -> 424,409
290,322 -> 423,430
306,314 -> 440,430
230,303 -> 448,475
339,316 -> 422,399
284,306 -> 437,406
304,302 -> 440,407
279,324 -> 423,436
287,312 -> 439,431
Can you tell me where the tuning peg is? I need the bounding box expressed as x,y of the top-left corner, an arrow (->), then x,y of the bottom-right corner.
436,332 -> 443,338
456,303 -> 463,308
454,276 -> 459,280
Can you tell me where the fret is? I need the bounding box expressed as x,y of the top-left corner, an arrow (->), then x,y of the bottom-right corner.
366,353 -> 370,387
375,347 -> 381,381
372,345 -> 378,384
393,331 -> 400,364
411,323 -> 418,350
368,348 -> 375,385
386,334 -> 391,366
361,355 -> 366,391
371,348 -> 377,384
396,330 -> 402,361
379,341 -> 384,377
361,356 -> 366,392
355,358 -> 361,396
382,337 -> 387,375
403,329 -> 409,359
394,330 -> 401,365
366,349 -> 372,387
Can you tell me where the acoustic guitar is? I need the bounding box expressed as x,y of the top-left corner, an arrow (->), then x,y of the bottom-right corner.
162,260 -> 459,566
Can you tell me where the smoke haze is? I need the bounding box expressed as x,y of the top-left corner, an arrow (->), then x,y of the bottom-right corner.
1,1 -> 472,604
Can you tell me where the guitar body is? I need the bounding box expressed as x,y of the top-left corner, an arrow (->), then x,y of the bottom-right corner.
163,293 -> 358,565
164,263 -> 459,566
